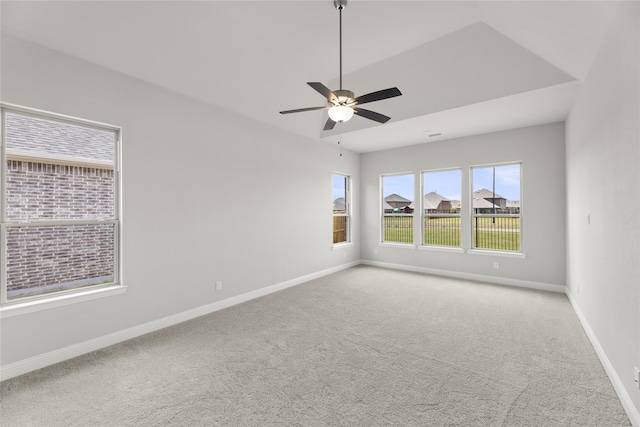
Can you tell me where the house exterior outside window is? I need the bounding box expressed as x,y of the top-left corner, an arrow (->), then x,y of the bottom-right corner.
1,105 -> 121,305
471,163 -> 521,252
381,173 -> 414,244
422,169 -> 462,247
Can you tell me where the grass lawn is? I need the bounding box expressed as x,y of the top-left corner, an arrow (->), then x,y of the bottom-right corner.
383,215 -> 520,250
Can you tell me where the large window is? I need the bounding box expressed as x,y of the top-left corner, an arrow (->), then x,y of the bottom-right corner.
471,163 -> 521,252
422,169 -> 461,247
1,105 -> 120,303
382,173 -> 414,244
332,173 -> 350,244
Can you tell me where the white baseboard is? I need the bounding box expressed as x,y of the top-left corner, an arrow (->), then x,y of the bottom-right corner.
360,259 -> 566,293
566,290 -> 640,427
0,260 -> 359,382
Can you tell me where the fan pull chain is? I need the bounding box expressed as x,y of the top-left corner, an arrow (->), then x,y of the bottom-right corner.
338,136 -> 343,157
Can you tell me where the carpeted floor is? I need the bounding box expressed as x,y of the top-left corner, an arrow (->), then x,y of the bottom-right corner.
0,266 -> 631,426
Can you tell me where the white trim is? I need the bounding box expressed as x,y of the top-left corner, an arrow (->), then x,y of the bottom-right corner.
0,285 -> 126,319
418,245 -> 465,254
332,242 -> 354,249
468,249 -> 526,259
566,290 -> 640,427
360,259 -> 564,293
379,242 -> 417,249
0,261 -> 358,381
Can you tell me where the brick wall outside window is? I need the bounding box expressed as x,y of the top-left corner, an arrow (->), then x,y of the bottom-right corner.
6,224 -> 115,297
5,160 -> 115,298
6,160 -> 114,221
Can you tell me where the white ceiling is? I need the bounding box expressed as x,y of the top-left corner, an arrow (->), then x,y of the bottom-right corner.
0,0 -> 621,153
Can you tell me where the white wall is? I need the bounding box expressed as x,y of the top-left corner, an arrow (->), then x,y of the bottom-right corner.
566,1 -> 640,421
360,122 -> 566,289
0,35 -> 360,366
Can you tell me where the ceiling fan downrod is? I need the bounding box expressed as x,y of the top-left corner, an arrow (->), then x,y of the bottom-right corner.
334,0 -> 347,91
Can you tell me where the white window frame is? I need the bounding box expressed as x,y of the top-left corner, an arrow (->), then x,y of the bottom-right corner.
421,168 -> 463,249
381,172 -> 415,246
332,173 -> 351,246
0,103 -> 124,317
469,162 -> 523,254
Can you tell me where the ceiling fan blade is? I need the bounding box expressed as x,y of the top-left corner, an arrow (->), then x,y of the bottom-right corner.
354,108 -> 391,124
323,117 -> 337,131
308,82 -> 338,103
280,106 -> 328,114
354,87 -> 402,105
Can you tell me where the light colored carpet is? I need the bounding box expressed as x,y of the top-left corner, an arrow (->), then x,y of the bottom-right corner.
0,266 -> 631,426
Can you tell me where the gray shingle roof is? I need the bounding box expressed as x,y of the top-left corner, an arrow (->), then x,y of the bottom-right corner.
424,191 -> 450,210
384,193 -> 411,203
5,112 -> 114,162
473,188 -> 504,200
333,197 -> 346,212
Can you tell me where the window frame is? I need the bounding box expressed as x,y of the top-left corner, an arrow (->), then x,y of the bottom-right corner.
332,173 -> 351,246
469,162 -> 523,254
381,172 -> 415,246
421,167 -> 463,249
0,103 -> 123,315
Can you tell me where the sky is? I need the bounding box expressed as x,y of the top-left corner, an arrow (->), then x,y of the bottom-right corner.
333,164 -> 521,203
332,174 -> 347,201
380,164 -> 521,202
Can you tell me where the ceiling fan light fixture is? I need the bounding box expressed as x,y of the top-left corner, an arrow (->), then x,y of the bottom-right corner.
328,105 -> 354,123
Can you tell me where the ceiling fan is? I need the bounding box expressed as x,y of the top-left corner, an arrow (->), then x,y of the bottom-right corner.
279,0 -> 402,131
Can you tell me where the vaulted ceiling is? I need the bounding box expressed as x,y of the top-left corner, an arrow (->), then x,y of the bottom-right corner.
0,1 -> 622,152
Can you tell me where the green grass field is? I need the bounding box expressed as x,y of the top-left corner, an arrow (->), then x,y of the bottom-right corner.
383,216 -> 520,251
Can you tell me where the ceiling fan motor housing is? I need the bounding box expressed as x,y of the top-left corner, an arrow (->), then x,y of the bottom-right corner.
333,89 -> 355,105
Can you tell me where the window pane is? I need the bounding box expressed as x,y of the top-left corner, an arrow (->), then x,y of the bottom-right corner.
5,161 -> 115,221
332,174 -> 347,214
332,174 -> 348,244
5,223 -> 116,300
423,169 -> 461,247
382,174 -> 414,244
5,112 -> 116,222
472,164 -> 521,251
333,216 -> 348,244
5,113 -> 114,162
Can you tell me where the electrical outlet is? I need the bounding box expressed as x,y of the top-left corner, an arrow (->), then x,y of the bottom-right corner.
634,367 -> 639,389
215,281 -> 222,291
493,262 -> 500,269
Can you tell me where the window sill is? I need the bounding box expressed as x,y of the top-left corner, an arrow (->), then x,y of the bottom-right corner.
332,242 -> 354,249
467,249 -> 526,259
379,242 -> 417,249
419,246 -> 465,254
0,284 -> 127,319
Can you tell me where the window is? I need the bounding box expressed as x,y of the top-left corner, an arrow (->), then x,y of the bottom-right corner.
332,173 -> 350,244
1,105 -> 120,304
471,163 -> 521,252
422,169 -> 461,247
382,173 -> 414,244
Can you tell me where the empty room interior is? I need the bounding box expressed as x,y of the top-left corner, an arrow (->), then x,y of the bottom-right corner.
0,1 -> 638,426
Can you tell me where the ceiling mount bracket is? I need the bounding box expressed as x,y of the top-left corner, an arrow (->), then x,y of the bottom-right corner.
334,0 -> 347,11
